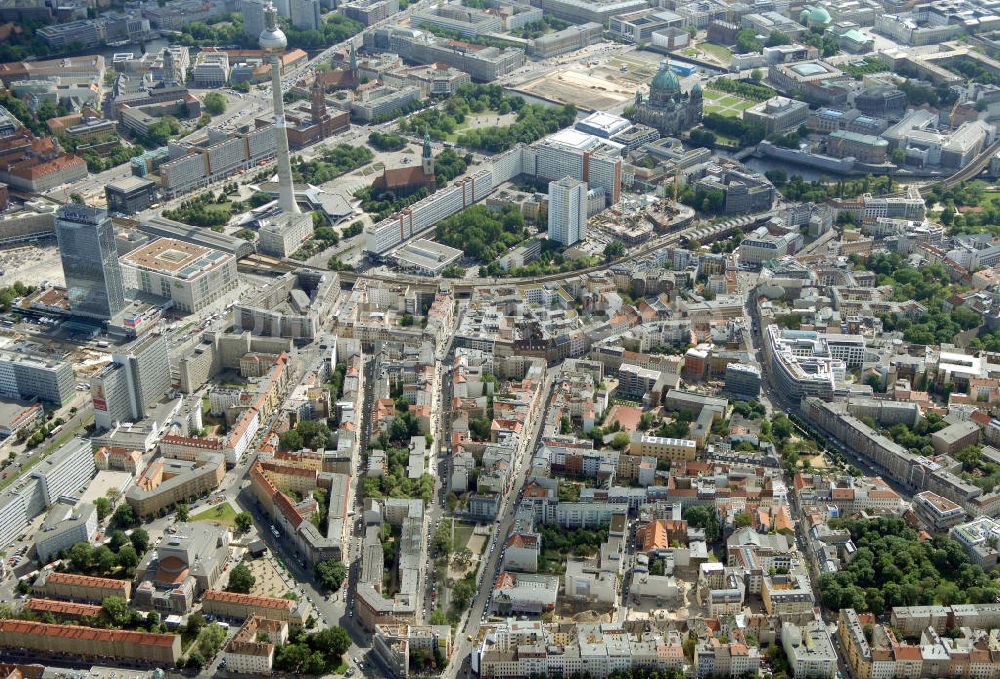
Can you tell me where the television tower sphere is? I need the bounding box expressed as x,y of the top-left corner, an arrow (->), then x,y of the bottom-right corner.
259,3 -> 287,53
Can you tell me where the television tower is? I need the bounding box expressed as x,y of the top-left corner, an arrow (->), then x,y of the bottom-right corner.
259,2 -> 299,215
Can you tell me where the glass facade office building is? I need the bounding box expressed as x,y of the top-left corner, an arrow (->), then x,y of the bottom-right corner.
55,205 -> 126,320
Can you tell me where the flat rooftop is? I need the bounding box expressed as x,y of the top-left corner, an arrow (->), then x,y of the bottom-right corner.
78,470 -> 134,507
394,238 -> 462,271
120,237 -> 231,279
106,176 -> 157,193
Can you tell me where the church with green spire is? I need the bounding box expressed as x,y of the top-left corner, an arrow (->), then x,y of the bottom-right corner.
630,60 -> 703,136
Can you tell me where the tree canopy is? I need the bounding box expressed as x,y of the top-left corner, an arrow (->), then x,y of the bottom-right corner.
226,562 -> 256,594
435,204 -> 531,263
819,516 -> 1000,613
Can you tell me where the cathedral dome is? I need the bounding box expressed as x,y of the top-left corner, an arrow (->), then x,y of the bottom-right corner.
800,5 -> 831,25
651,61 -> 680,94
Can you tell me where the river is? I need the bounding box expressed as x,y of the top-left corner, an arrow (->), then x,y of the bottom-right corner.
742,155 -> 829,182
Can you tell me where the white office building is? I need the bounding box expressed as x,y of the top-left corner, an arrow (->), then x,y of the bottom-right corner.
90,334 -> 171,431
35,503 -> 98,562
32,438 -> 97,505
288,0 -> 321,30
548,176 -> 587,246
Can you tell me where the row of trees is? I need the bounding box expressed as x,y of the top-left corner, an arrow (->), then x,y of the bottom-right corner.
707,77 -> 776,102
766,172 -> 897,203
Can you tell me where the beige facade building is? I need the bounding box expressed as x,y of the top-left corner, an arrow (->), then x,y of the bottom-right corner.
201,589 -> 310,626
125,452 -> 225,518
0,619 -> 181,664
628,433 -> 697,464
222,615 -> 288,675
34,571 -> 131,602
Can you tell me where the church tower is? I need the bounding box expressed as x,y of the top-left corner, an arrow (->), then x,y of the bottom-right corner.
162,48 -> 180,86
310,77 -> 327,122
422,129 -> 434,176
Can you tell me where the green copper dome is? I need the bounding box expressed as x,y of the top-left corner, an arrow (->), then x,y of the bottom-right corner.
800,5 -> 831,25
651,61 -> 680,94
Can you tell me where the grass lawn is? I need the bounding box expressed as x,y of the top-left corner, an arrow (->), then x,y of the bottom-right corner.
708,130 -> 742,147
0,414 -> 94,492
330,661 -> 349,676
980,190 -> 1000,207
703,90 -> 755,118
700,42 -> 733,63
682,48 -> 699,56
453,520 -> 476,551
705,105 -> 742,119
190,503 -> 238,527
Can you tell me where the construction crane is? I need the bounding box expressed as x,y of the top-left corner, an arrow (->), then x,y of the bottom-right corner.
950,100 -> 961,128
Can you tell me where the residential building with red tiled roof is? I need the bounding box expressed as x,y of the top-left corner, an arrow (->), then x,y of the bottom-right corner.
202,590 -> 308,626
246,455 -> 350,568
0,619 -> 180,664
22,598 -> 101,621
34,571 -> 131,603
222,615 -> 288,675
94,446 -> 143,475
1,152 -> 87,193
125,452 -> 225,518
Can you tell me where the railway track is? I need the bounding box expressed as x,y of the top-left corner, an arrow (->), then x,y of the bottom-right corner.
327,213 -> 765,291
